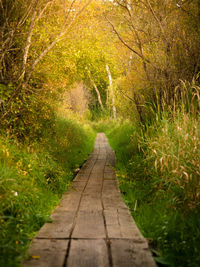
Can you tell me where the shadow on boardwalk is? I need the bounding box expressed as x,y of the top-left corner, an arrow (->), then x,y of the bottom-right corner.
24,133 -> 156,267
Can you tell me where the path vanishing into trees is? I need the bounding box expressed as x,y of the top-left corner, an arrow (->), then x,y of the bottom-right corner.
23,133 -> 156,267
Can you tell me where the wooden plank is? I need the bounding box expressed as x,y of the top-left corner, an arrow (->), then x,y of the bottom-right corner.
77,158 -> 96,176
23,239 -> 69,267
55,192 -> 81,211
104,171 -> 116,180
79,193 -> 102,211
98,148 -> 107,159
91,161 -> 106,174
88,151 -> 99,159
102,179 -> 127,210
118,209 -> 144,239
72,157 -> 96,180
102,195 -> 127,210
99,150 -> 106,155
36,210 -> 75,239
87,168 -> 104,185
72,211 -> 106,238
103,180 -> 118,190
87,176 -> 103,186
73,173 -> 88,181
106,159 -> 116,167
111,239 -> 156,267
78,168 -> 93,176
81,161 -> 95,171
106,152 -> 116,167
90,169 -> 104,177
67,239 -> 109,267
102,187 -> 120,198
118,209 -> 137,225
84,185 -> 102,194
106,151 -> 115,159
104,209 -> 144,239
104,165 -> 114,173
70,181 -> 87,192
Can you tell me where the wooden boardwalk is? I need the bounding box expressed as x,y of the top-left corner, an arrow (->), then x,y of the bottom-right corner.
24,133 -> 156,267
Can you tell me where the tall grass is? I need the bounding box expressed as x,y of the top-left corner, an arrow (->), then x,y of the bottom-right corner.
143,114 -> 200,212
0,117 -> 95,267
105,80 -> 200,266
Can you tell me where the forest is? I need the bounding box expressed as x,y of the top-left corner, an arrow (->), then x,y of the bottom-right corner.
0,0 -> 200,266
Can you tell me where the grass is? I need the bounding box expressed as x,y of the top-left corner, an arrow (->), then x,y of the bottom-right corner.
1,79 -> 199,266
0,117 -> 95,267
103,112 -> 200,266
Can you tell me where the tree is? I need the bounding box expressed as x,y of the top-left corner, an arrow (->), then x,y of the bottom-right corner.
104,0 -> 200,120
0,0 -> 93,137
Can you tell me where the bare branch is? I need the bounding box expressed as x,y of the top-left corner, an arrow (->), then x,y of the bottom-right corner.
36,0 -> 54,22
0,0 -> 4,11
105,15 -> 152,66
105,16 -> 142,58
145,0 -> 168,44
119,88 -> 135,102
18,0 -> 35,27
19,0 -> 39,81
63,0 -> 77,28
24,0 -> 93,85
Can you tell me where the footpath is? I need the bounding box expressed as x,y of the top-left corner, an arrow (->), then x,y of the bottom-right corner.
24,133 -> 156,267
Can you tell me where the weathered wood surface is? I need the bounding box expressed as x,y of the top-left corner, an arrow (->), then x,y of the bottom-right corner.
23,133 -> 156,267
23,239 -> 69,267
67,239 -> 109,267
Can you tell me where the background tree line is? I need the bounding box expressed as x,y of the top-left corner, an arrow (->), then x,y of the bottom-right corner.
104,0 -> 200,121
1,0 -> 200,131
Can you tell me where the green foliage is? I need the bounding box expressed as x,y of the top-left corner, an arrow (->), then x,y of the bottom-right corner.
0,84 -> 14,101
105,120 -> 138,168
1,91 -> 56,141
91,118 -> 115,132
0,118 -> 95,267
47,118 -> 96,170
106,113 -> 200,266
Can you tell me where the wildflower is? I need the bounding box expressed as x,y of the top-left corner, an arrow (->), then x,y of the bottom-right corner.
11,190 -> 18,196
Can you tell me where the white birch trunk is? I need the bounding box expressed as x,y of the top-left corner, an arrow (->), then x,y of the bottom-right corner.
88,71 -> 104,111
23,0 -> 93,85
19,0 -> 39,81
106,64 -> 116,119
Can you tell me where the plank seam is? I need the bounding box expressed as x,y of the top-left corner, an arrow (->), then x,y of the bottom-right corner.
34,237 -> 147,242
101,147 -> 113,267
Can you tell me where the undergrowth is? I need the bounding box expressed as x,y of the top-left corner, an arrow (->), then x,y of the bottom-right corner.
104,113 -> 200,266
0,117 -> 95,267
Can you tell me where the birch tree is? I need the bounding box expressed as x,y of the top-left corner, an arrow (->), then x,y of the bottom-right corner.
106,64 -> 116,119
0,0 -> 93,120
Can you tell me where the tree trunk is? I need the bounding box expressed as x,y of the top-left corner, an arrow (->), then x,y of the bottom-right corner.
106,64 -> 116,119
88,71 -> 104,111
19,0 -> 38,81
23,0 -> 93,85
133,92 -> 143,123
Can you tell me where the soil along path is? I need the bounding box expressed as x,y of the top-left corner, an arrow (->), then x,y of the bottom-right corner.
24,133 -> 156,267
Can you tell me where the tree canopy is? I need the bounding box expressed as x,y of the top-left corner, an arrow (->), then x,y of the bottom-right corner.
0,0 -> 200,136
